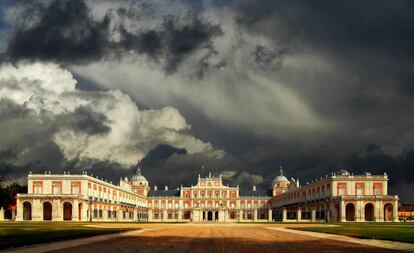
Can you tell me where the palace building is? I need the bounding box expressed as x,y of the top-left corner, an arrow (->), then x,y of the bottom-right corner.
15,166 -> 399,222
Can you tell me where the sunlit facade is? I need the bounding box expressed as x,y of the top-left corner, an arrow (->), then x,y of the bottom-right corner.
16,167 -> 399,222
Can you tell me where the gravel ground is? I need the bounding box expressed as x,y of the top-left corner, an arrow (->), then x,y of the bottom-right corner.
48,224 -> 404,253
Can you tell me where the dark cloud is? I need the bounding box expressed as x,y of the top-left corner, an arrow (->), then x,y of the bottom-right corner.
66,106 -> 111,135
254,45 -> 289,70
0,98 -> 31,120
139,144 -> 187,167
4,0 -> 110,64
118,13 -> 223,73
238,142 -> 414,203
1,0 -> 414,204
2,0 -> 223,74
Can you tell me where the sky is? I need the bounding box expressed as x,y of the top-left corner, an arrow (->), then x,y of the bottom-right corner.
0,0 -> 414,203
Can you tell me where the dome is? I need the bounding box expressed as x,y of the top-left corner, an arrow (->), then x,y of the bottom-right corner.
131,166 -> 147,181
337,169 -> 350,175
272,169 -> 289,183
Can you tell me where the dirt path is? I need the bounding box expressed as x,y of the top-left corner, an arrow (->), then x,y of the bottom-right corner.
37,224 -> 404,253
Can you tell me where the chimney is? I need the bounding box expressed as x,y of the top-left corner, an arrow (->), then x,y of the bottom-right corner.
252,185 -> 256,191
165,185 -> 168,191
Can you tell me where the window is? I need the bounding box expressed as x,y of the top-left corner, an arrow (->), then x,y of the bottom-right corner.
33,182 -> 42,194
355,183 -> 364,196
52,182 -> 61,194
356,186 -> 363,196
374,184 -> 382,195
72,184 -> 79,194
337,183 -> 346,196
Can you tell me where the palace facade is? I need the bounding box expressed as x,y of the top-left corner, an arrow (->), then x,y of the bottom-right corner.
15,166 -> 399,222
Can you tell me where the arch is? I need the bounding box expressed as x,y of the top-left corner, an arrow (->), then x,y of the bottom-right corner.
78,203 -> 82,221
384,203 -> 393,221
365,203 -> 375,221
63,202 -> 72,221
43,202 -> 52,221
23,202 -> 32,220
207,211 -> 213,221
215,211 -> 219,221
345,203 -> 355,221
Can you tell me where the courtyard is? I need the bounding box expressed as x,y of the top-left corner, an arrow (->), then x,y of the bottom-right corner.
1,222 -> 414,253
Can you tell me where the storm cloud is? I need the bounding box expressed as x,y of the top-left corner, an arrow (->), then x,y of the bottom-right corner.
1,0 -> 414,203
1,0 -> 223,73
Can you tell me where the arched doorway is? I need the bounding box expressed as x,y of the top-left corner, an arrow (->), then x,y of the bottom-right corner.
78,203 -> 82,221
215,211 -> 219,221
345,203 -> 355,221
23,202 -> 32,220
365,203 -> 375,221
43,202 -> 52,221
384,203 -> 393,221
207,211 -> 213,221
63,202 -> 72,221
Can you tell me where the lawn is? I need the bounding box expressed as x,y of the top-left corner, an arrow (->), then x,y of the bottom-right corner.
0,222 -> 137,250
291,223 -> 414,244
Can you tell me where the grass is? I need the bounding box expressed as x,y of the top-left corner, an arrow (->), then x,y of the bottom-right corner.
0,222 -> 137,250
291,223 -> 414,244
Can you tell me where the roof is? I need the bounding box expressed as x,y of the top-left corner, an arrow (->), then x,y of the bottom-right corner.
337,169 -> 350,175
272,169 -> 289,183
239,189 -> 272,197
131,167 -> 147,181
148,189 -> 180,197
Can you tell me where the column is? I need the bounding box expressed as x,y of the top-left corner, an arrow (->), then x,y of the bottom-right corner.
178,209 -> 182,221
253,209 -> 258,222
379,201 -> 384,222
82,203 -> 88,221
52,199 -> 63,221
282,208 -> 287,222
393,199 -> 399,222
360,201 -> 365,222
238,210 -> 243,222
297,208 -> 302,222
339,200 -> 345,222
311,209 -> 316,222
163,209 -> 167,222
0,207 -> 4,221
133,209 -> 138,221
72,199 -> 79,221
375,200 -> 381,222
148,209 -> 153,221
117,209 -> 123,222
15,199 -> 23,221
32,199 -> 42,221
268,209 -> 272,222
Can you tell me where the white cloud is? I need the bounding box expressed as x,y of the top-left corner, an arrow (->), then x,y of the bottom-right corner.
0,62 -> 223,166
